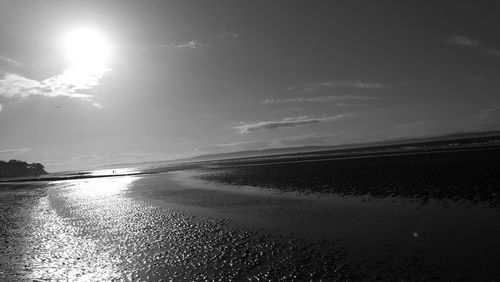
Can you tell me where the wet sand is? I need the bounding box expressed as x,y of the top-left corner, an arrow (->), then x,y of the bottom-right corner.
1,167 -> 500,281
1,176 -> 354,281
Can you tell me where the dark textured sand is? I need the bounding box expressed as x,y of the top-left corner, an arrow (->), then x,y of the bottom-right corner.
1,151 -> 500,281
197,147 -> 500,206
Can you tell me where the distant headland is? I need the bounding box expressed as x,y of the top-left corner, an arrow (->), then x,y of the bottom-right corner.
0,160 -> 47,178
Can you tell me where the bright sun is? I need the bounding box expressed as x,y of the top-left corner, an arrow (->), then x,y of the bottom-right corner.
64,27 -> 111,72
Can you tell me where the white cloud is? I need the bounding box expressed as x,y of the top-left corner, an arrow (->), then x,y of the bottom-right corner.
261,95 -> 382,104
0,148 -> 30,154
0,74 -> 41,98
0,67 -> 109,107
0,103 -> 2,112
0,73 -> 93,99
234,114 -> 349,134
175,41 -> 200,49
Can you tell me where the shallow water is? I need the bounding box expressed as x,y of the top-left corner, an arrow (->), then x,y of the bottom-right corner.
1,171 -> 499,281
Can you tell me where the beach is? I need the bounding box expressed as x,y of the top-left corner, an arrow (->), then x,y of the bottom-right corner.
1,176 -> 354,281
1,150 -> 500,281
0,146 -> 499,280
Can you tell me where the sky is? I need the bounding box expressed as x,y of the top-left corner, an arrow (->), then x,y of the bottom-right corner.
1,0 -> 500,171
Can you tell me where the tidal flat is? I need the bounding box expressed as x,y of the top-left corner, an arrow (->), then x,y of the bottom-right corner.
1,178 -> 355,281
1,147 -> 500,281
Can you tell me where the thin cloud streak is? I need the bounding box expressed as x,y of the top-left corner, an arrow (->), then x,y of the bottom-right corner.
0,148 -> 30,154
446,36 -> 481,47
161,40 -> 208,50
289,80 -> 392,93
93,102 -> 104,109
235,115 -> 349,134
446,35 -> 500,57
261,95 -> 383,104
161,31 -> 238,50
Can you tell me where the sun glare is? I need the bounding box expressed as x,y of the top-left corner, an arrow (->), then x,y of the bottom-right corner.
64,27 -> 111,72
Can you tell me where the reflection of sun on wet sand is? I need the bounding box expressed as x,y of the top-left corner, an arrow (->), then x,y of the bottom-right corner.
0,179 -> 355,281
0,145 -> 499,280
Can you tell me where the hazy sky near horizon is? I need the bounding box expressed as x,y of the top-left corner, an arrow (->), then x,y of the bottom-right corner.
1,0 -> 500,171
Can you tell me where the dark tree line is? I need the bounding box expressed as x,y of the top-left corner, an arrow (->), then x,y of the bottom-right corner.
0,160 -> 47,178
